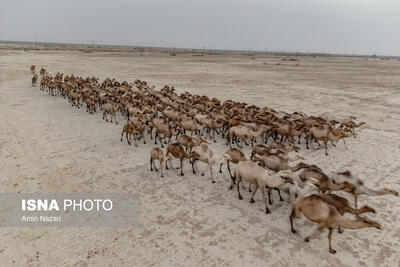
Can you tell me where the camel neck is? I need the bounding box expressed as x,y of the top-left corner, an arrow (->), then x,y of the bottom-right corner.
336,216 -> 371,230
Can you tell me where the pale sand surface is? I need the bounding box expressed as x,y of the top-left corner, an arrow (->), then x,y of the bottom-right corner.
0,43 -> 399,266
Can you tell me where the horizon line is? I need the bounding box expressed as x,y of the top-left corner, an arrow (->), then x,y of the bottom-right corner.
1,39 -> 399,58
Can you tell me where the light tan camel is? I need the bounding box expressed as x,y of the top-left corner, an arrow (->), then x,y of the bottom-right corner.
227,124 -> 269,148
251,154 -> 304,172
331,170 -> 398,208
150,147 -> 171,178
191,143 -> 226,183
103,102 -> 118,124
306,126 -> 348,155
233,161 -> 294,214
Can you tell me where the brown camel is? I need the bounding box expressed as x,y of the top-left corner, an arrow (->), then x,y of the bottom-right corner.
321,193 -> 376,233
290,194 -> 381,254
165,143 -> 195,176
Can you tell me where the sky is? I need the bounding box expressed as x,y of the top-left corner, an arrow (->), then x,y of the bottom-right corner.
1,0 -> 399,56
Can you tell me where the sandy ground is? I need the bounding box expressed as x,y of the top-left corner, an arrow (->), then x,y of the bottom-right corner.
0,44 -> 400,266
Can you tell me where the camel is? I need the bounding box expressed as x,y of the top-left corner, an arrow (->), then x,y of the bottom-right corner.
180,117 -> 202,136
268,141 -> 300,153
165,143 -> 195,176
250,144 -> 290,160
154,122 -> 179,148
177,134 -> 208,153
331,170 -> 398,208
340,121 -> 366,135
275,170 -> 319,203
103,102 -> 118,124
220,148 -> 248,179
150,147 -> 171,178
290,194 -> 381,253
321,193 -> 376,233
31,74 -> 38,86
227,124 -> 269,148
233,161 -> 294,214
251,153 -> 304,172
200,117 -> 224,142
191,143 -> 226,183
306,126 -> 348,155
298,165 -> 353,193
120,122 -> 145,147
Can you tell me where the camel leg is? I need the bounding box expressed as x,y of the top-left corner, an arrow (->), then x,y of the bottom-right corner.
260,187 -> 271,214
191,159 -> 196,174
126,132 -> 131,145
248,183 -> 252,192
227,161 -> 233,178
213,129 -> 216,143
324,141 -> 328,156
328,228 -> 336,254
275,188 -> 284,201
235,138 -> 241,148
290,208 -> 296,233
159,160 -> 164,178
209,164 -> 215,183
304,225 -> 324,242
290,203 -> 302,233
180,159 -> 184,176
354,195 -> 358,209
229,168 -> 236,190
165,155 -> 169,170
267,187 -> 273,205
236,174 -> 243,199
154,131 -> 158,144
342,138 -> 347,150
250,184 -> 259,203
120,130 -> 124,142
153,159 -> 158,172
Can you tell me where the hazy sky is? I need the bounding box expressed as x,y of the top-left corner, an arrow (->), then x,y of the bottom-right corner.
1,0 -> 399,55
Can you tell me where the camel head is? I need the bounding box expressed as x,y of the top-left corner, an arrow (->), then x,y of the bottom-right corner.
360,205 -> 376,214
356,216 -> 381,230
384,188 -> 399,196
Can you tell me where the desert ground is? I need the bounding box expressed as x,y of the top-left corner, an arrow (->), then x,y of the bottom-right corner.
0,42 -> 399,266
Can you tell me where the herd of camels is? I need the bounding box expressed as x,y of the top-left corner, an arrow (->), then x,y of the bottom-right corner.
30,64 -> 398,254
